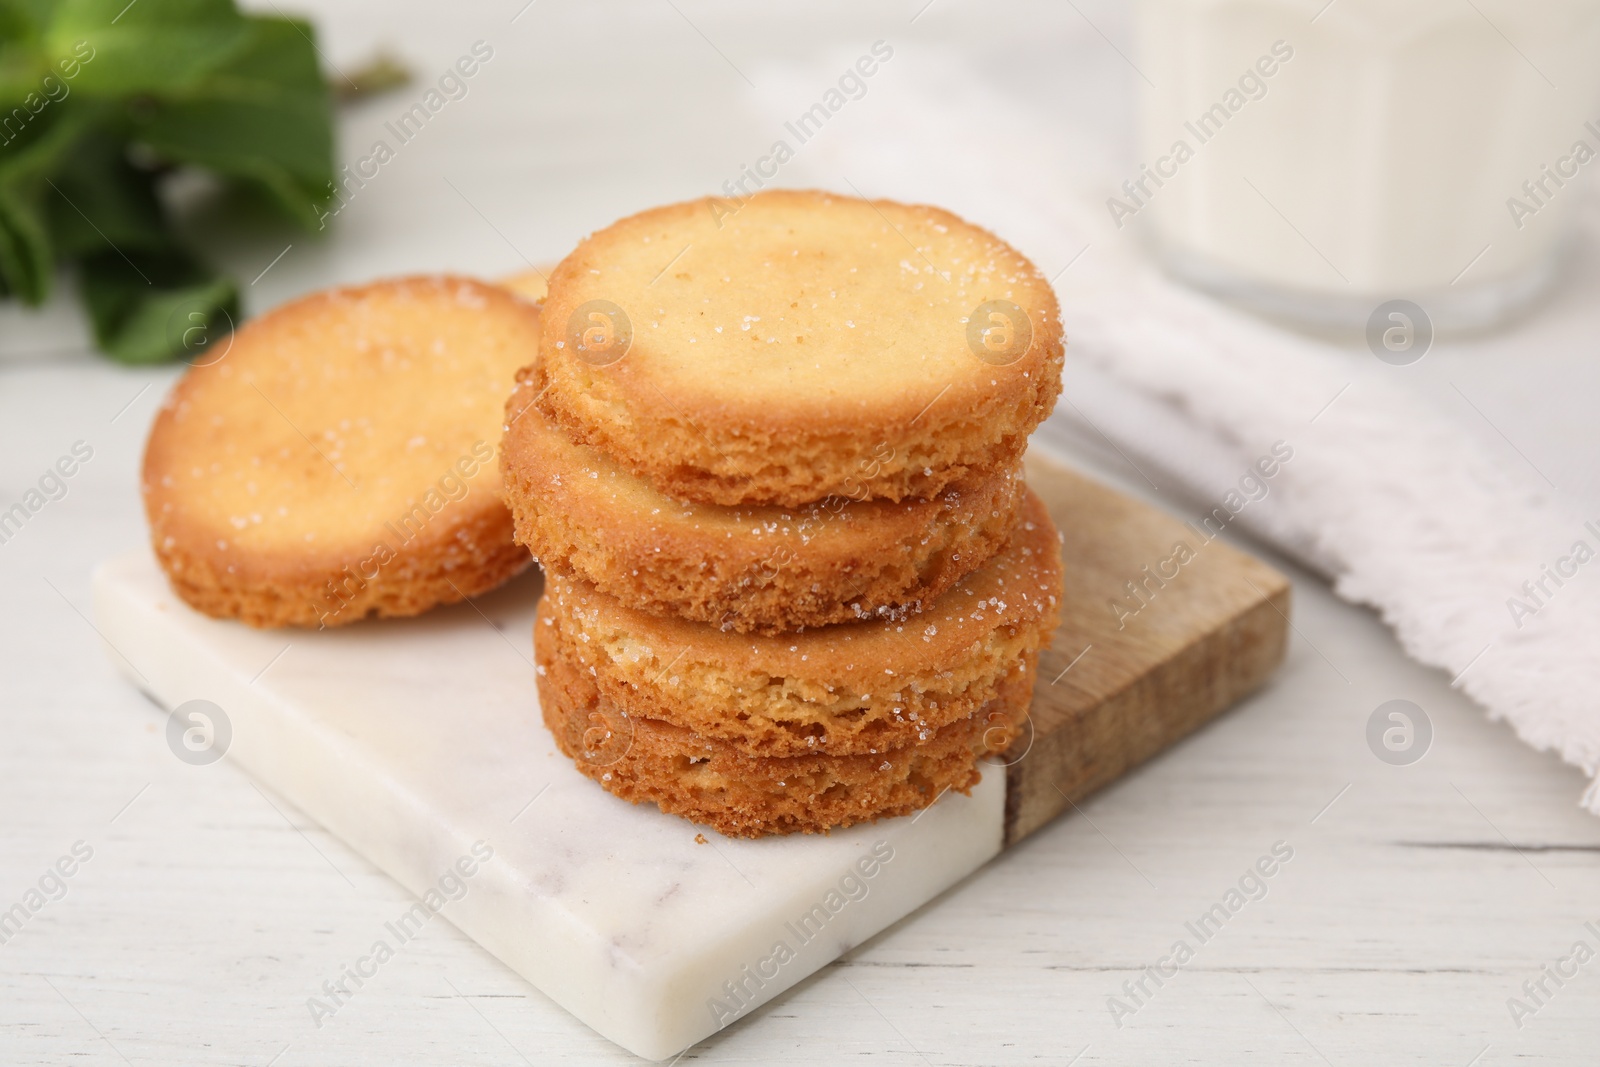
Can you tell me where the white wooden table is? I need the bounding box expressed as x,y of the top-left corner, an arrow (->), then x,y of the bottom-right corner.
4,3 -> 1599,1063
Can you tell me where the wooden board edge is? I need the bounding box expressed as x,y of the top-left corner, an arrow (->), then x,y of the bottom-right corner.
1003,580 -> 1291,847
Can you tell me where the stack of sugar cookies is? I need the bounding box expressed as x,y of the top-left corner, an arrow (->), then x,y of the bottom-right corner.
501,190 -> 1066,837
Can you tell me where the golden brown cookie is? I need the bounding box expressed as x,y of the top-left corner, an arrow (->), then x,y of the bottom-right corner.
142,275 -> 537,627
534,489 -> 1061,759
501,369 -> 1025,633
538,629 -> 1033,838
536,189 -> 1065,507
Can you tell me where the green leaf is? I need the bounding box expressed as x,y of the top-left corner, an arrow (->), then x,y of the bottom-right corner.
44,0 -> 251,97
0,7 -> 78,115
0,6 -> 46,101
0,177 -> 51,301
0,0 -> 56,42
80,245 -> 238,363
0,102 -> 101,303
40,125 -> 241,363
43,124 -> 167,258
0,0 -> 337,360
130,15 -> 333,228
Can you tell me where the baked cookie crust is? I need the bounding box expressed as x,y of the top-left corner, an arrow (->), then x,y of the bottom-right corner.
537,629 -> 1034,838
536,190 -> 1065,506
534,489 -> 1062,758
501,369 -> 1025,633
142,275 -> 538,628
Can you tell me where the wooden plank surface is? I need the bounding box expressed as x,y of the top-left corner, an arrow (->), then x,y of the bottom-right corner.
1013,455 -> 1291,845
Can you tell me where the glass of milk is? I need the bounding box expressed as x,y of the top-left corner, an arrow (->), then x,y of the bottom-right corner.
1128,0 -> 1600,332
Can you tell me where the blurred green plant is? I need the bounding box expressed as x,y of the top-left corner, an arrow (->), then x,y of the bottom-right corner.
0,0 -> 334,362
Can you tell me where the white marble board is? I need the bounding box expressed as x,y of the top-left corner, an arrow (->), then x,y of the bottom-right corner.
91,549 -> 1005,1061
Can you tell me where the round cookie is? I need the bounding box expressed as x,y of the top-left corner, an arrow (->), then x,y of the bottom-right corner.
501,368 -> 1026,633
536,189 -> 1065,507
143,275 -> 538,628
534,489 -> 1062,758
537,630 -> 1033,838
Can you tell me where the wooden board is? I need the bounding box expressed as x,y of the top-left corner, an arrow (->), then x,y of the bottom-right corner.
1012,454 -> 1291,844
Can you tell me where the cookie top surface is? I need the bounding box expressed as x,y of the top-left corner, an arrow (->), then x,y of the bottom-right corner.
143,275 -> 538,576
538,189 -> 1064,504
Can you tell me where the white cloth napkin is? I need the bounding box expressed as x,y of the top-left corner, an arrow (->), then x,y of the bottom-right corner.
745,46 -> 1600,811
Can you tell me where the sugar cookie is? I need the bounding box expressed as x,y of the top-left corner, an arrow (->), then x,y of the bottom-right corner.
537,630 -> 1032,838
536,190 -> 1064,506
142,275 -> 537,627
534,489 -> 1061,758
501,371 -> 1025,633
